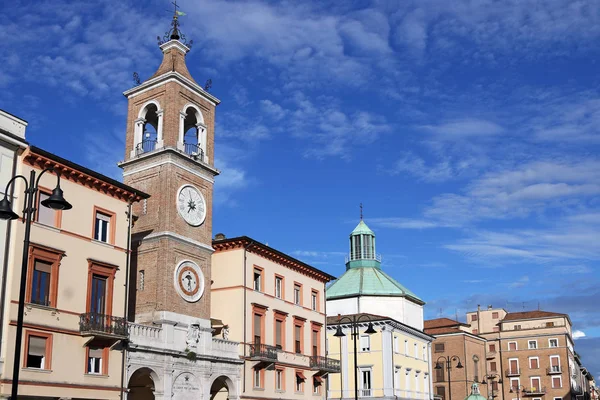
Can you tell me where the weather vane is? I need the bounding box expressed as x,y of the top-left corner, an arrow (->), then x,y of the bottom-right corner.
157,0 -> 193,48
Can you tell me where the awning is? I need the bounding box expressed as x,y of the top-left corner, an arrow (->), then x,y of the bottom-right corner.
296,371 -> 306,380
314,375 -> 323,383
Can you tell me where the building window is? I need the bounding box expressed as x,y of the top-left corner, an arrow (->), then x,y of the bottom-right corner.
36,189 -> 60,227
510,378 -> 520,391
546,322 -> 555,327
313,376 -> 322,394
360,335 -> 370,352
528,340 -> 537,349
550,356 -> 560,372
275,276 -> 283,299
275,317 -> 284,350
26,244 -> 63,308
552,376 -> 562,388
492,381 -> 499,391
509,358 -> 519,375
294,284 -> 302,305
253,368 -> 262,388
311,290 -> 318,311
254,313 -> 263,344
24,331 -> 52,369
394,336 -> 399,352
508,341 -> 517,351
253,268 -> 262,291
531,377 -> 541,392
139,270 -> 145,291
549,338 -> 558,348
87,261 -> 116,318
294,321 -> 304,354
472,314 -> 478,321
93,209 -> 114,243
529,357 -> 539,369
513,324 -> 521,330
492,312 -> 499,318
423,345 -> 427,360
296,371 -> 306,392
360,368 -> 372,397
414,343 -> 418,357
490,361 -> 497,372
435,367 -> 444,382
311,328 -> 319,357
489,344 -> 496,352
436,386 -> 446,400
87,346 -> 107,375
404,340 -> 409,355
275,368 -> 284,391
395,367 -> 401,389
434,343 -> 444,353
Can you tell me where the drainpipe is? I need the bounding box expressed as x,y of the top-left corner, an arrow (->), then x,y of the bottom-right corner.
0,146 -> 19,358
243,239 -> 254,394
120,202 -> 134,400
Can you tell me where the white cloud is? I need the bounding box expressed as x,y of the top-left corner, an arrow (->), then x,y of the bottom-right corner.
573,330 -> 586,340
509,275 -> 530,288
369,217 -> 451,229
260,100 -> 287,121
418,119 -> 504,139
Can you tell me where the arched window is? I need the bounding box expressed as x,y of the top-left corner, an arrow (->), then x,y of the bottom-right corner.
132,100 -> 163,158
179,104 -> 207,162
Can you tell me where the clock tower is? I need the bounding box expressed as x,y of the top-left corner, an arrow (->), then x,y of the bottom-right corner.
119,14 -> 220,322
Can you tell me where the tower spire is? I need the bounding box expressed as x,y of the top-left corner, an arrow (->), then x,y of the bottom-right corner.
360,203 -> 363,220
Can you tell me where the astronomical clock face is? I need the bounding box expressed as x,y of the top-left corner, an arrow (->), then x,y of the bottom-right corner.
174,261 -> 205,302
177,184 -> 206,226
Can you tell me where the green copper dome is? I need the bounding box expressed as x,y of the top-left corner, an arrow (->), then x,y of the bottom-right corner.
465,383 -> 487,400
351,220 -> 375,235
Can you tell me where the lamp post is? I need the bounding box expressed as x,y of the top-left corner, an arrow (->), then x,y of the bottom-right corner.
0,168 -> 72,399
333,315 -> 377,400
480,373 -> 503,400
434,355 -> 464,400
509,384 -> 526,400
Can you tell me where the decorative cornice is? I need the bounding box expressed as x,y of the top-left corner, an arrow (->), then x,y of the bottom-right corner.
142,231 -> 215,253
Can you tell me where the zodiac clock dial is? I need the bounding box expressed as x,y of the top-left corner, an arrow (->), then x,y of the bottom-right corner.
174,261 -> 205,302
176,184 -> 206,226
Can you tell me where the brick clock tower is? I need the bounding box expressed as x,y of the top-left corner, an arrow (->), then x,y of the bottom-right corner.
120,13 -> 242,400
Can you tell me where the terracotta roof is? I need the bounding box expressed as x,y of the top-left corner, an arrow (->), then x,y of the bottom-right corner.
425,327 -> 465,335
503,310 -> 567,321
424,318 -> 465,329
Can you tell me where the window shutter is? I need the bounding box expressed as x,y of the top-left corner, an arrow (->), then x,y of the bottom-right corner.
89,347 -> 103,358
96,212 -> 111,222
551,357 -> 559,366
29,336 -> 46,356
360,335 -> 370,351
34,260 -> 52,273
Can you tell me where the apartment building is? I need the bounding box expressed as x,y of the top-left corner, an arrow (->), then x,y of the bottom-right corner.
211,235 -> 339,400
0,146 -> 148,399
424,318 -> 486,400
467,307 -> 579,400
327,313 -> 433,400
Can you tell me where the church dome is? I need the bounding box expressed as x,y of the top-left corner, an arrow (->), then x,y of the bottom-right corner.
465,383 -> 487,400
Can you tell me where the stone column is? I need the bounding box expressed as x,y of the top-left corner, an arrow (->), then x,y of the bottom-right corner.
382,326 -> 393,397
341,334 -> 349,399
177,111 -> 186,151
131,117 -> 146,158
156,110 -> 164,148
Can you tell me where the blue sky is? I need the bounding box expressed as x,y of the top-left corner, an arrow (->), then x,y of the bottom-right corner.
2,0 -> 599,375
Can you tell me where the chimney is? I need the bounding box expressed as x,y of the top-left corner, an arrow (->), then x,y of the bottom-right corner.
214,233 -> 226,240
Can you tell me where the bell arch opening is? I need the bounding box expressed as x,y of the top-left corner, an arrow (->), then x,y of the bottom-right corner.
180,104 -> 207,161
133,101 -> 163,157
128,367 -> 157,400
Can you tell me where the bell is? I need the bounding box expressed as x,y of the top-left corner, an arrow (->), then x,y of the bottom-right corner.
0,197 -> 19,220
41,186 -> 72,211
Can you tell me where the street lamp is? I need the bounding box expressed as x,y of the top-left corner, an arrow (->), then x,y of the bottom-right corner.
509,384 -> 526,400
333,315 -> 377,400
434,355 -> 464,400
480,373 -> 503,400
0,168 -> 72,399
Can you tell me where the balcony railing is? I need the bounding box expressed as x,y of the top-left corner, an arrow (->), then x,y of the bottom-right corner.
310,355 -> 341,373
79,312 -> 128,338
249,343 -> 278,361
345,253 -> 382,263
136,138 -> 157,155
523,387 -> 546,396
547,366 -> 562,374
505,369 -> 521,377
184,142 -> 204,161
360,389 -> 373,397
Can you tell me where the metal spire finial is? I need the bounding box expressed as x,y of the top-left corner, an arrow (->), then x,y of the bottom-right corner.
157,0 -> 193,48
360,203 -> 363,220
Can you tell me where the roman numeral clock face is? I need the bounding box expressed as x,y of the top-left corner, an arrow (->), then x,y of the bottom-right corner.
177,184 -> 206,226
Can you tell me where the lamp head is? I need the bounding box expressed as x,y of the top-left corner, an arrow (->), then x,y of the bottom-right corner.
510,388 -> 514,393
41,186 -> 72,211
333,325 -> 345,338
456,360 -> 464,369
480,378 -> 487,385
434,362 -> 442,370
0,197 -> 19,220
364,322 -> 376,335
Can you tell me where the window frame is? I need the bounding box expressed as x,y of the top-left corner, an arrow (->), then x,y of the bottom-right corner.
552,375 -> 562,388
26,243 -> 64,308
508,358 -> 520,375
295,370 -> 306,393
35,187 -> 62,227
434,342 -> 445,353
311,323 -> 321,357
294,317 -> 305,354
92,206 -> 116,244
85,345 -> 109,375
252,304 -> 267,345
548,338 -> 558,348
253,367 -> 264,389
492,312 -> 499,319
252,266 -> 264,292
530,377 -> 541,392
86,260 -> 117,316
529,356 -> 540,369
510,378 -> 520,391
549,355 -> 561,372
360,334 -> 371,352
275,368 -> 285,391
23,330 -> 53,370
528,340 -> 538,349
394,336 -> 399,353
294,282 -> 302,306
311,289 -> 319,311
274,311 -> 286,350
508,341 -> 518,351
274,275 -> 284,299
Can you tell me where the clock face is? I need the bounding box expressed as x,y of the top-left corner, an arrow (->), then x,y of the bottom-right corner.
174,261 -> 205,302
177,184 -> 206,226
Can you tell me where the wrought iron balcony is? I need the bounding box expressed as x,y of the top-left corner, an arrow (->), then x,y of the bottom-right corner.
249,343 -> 278,362
547,366 -> 562,374
184,142 -> 204,161
310,355 -> 341,373
505,368 -> 521,377
522,387 -> 546,396
136,138 -> 157,155
79,312 -> 128,339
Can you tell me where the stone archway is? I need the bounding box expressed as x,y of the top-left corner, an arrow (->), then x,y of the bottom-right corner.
128,367 -> 158,400
210,375 -> 233,400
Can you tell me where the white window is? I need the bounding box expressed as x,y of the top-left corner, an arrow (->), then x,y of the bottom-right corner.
394,367 -> 401,389
276,369 -> 283,391
254,369 -> 261,388
360,335 -> 370,352
360,368 -> 372,396
508,341 -> 517,351
275,277 -> 282,299
26,336 -> 47,369
528,340 -> 537,349
529,357 -> 539,369
404,340 -> 408,355
37,192 -> 56,226
508,358 -> 519,375
294,284 -> 301,305
510,378 -> 520,390
87,347 -> 103,374
311,292 -> 317,311
405,370 -> 411,391
549,338 -> 558,348
94,211 -> 111,243
423,345 -> 427,360
550,356 -> 561,372
414,343 -> 418,357
415,373 -> 420,393
531,377 -> 541,391
393,336 -> 399,353
253,269 -> 261,291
